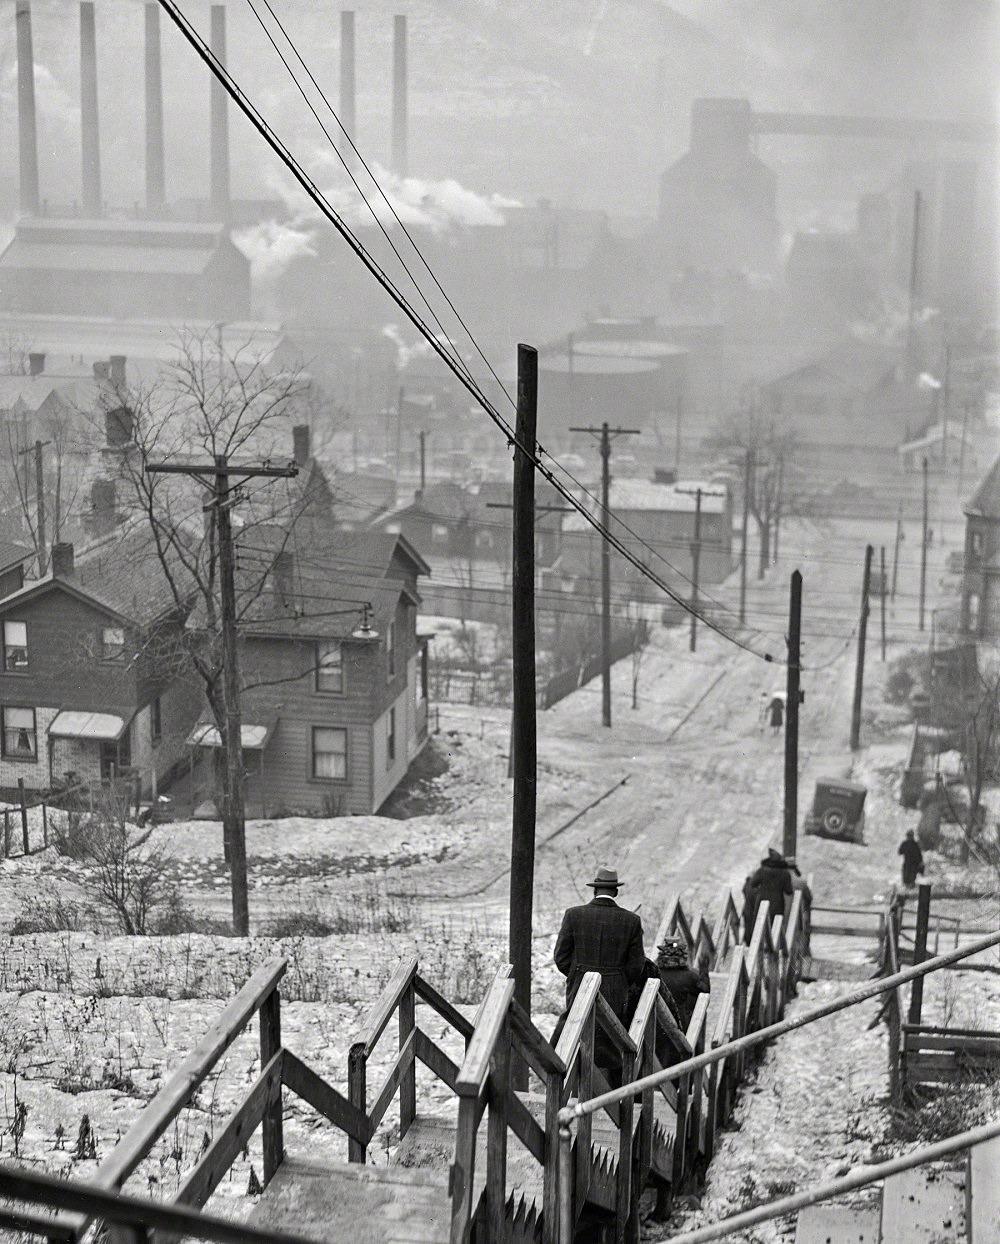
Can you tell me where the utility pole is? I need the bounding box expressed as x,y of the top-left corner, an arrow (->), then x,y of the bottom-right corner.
783,570 -> 802,861
920,456 -> 929,632
509,344 -> 537,1089
772,455 -> 784,567
891,505 -> 903,599
739,447 -> 753,624
851,544 -> 873,751
18,439 -> 50,575
418,429 -> 428,495
689,487 -> 702,652
906,189 -> 922,380
941,340 -> 951,471
880,546 -> 887,662
958,401 -> 971,499
570,421 -> 640,727
145,456 -> 297,935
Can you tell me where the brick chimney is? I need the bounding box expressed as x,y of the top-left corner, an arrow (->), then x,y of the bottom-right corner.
51,542 -> 74,577
28,351 -> 44,376
292,424 -> 311,466
93,360 -> 109,381
109,354 -> 126,385
272,548 -> 294,604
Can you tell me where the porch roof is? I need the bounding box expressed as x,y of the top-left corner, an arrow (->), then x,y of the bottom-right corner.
49,710 -> 128,741
186,720 -> 276,750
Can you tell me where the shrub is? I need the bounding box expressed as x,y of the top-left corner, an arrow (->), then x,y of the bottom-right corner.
10,886 -> 95,934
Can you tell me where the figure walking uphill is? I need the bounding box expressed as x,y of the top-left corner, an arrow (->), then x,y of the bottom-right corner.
769,694 -> 784,735
742,848 -> 794,944
899,829 -> 925,888
553,866 -> 646,1087
655,936 -> 711,1032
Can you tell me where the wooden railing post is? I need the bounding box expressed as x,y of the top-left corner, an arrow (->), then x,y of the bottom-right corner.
450,1094 -> 478,1244
614,1044 -> 634,1244
400,979 -> 416,1137
487,1018 -> 510,1244
18,778 -> 28,854
259,985 -> 283,1185
347,1048 -> 367,1163
543,1057 -> 562,1244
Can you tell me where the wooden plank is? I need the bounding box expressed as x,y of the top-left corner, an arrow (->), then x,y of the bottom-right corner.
414,1028 -> 461,1094
282,1049 -> 370,1145
905,1023 -> 1000,1039
509,999 -> 566,1078
93,960 -> 287,1192
174,1051 -> 282,1211
487,1023 -> 510,1244
450,1097 -> 478,1244
259,988 -> 283,1184
969,1134 -> 1000,1243
903,1033 -> 1000,1054
554,973 -> 601,1069
369,1029 -> 418,1134
712,947 -> 744,1048
351,958 -> 418,1059
880,1166 -> 965,1241
414,975 -> 475,1042
0,1205 -> 76,1241
457,977 -> 514,1096
400,984 -> 417,1136
595,994 -> 637,1056
795,1205 -> 880,1242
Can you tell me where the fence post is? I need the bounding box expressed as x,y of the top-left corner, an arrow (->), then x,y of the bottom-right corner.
17,778 -> 28,854
41,800 -> 48,848
908,883 -> 932,1027
347,1047 -> 367,1163
399,979 -> 416,1137
259,984 -> 283,1185
2,810 -> 8,858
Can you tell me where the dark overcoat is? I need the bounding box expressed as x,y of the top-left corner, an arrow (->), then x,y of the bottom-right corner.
553,897 -> 646,1021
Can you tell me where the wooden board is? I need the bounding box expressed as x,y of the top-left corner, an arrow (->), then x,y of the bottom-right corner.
800,957 -> 877,983
880,1167 -> 965,1242
969,1134 -> 1000,1242
251,1157 -> 450,1244
794,1203 -> 880,1242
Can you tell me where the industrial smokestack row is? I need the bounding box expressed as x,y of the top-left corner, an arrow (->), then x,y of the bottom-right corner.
80,2 -> 101,215
15,0 -> 39,216
340,11 -> 356,169
210,4 -> 231,221
145,2 -> 166,213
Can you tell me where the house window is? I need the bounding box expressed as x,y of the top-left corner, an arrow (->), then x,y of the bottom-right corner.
968,591 -> 981,633
150,697 -> 162,744
312,726 -> 347,780
417,646 -> 428,703
387,707 -> 396,765
101,626 -> 125,660
387,620 -> 396,678
316,642 -> 343,693
971,530 -> 984,559
1,706 -> 36,759
432,523 -> 449,546
3,621 -> 28,671
475,529 -> 494,550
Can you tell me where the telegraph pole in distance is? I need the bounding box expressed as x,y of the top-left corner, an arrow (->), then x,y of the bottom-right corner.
891,504 -> 903,599
739,447 -> 753,624
145,455 -> 298,935
920,456 -> 929,631
851,544 -> 874,751
783,570 -> 802,860
18,439 -> 50,574
570,421 -> 640,727
689,487 -> 702,652
509,344 -> 537,1089
880,545 -> 887,661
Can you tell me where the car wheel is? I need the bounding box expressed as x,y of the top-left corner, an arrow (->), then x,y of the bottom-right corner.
821,807 -> 847,834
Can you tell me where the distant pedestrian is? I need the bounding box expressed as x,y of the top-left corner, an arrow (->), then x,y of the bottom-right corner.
899,829 -> 924,888
743,848 -> 794,943
769,695 -> 784,735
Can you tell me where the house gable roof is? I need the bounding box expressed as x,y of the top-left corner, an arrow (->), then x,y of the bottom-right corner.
966,454 -> 1000,519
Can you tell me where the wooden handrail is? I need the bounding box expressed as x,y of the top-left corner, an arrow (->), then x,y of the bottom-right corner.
711,946 -> 745,1048
350,957 -> 417,1058
595,994 -> 637,1057
94,958 -> 287,1192
509,998 -> 567,1078
456,972 -> 515,1096
414,974 -> 476,1041
0,1162 -> 324,1244
555,973 -> 602,1071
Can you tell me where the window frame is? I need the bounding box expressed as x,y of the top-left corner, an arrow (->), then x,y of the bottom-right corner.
1,705 -> 37,761
100,625 -> 126,662
387,706 -> 396,765
3,620 -> 28,672
315,641 -> 344,694
386,619 -> 396,679
311,725 -> 348,782
150,696 -> 162,745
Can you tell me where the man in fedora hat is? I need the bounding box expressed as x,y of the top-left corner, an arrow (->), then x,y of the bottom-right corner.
553,865 -> 646,1027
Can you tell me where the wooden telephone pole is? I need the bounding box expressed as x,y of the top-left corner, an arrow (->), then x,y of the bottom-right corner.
145,456 -> 298,935
783,570 -> 802,860
851,544 -> 874,751
569,421 -> 640,727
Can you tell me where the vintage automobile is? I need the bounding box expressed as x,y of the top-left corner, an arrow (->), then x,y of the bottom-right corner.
804,777 -> 867,844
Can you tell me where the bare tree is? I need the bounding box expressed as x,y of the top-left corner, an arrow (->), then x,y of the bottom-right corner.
1,410 -> 84,573
626,603 -> 651,709
106,329 -> 312,934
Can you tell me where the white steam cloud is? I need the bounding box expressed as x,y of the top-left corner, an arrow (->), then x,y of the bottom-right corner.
232,218 -> 318,284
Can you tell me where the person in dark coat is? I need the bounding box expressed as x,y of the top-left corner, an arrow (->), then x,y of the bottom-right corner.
655,936 -> 711,1033
742,849 -> 794,943
899,829 -> 925,887
768,695 -> 784,734
554,866 -> 646,1084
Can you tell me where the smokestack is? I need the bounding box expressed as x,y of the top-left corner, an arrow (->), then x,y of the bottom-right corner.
339,11 -> 356,169
80,3 -> 102,216
210,4 -> 231,221
391,14 -> 407,178
145,3 -> 166,214
15,1 -> 40,216
292,424 -> 311,466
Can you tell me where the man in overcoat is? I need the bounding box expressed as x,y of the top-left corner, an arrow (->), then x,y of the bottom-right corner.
553,865 -> 646,1024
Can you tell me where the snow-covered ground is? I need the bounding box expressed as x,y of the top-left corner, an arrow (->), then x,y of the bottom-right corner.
0,514 -> 996,1240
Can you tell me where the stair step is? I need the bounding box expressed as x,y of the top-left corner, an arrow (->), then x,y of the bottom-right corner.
880,1166 -> 966,1242
969,1134 -> 1000,1242
799,957 -> 875,983
794,1203 -> 880,1242
251,1157 -> 450,1244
